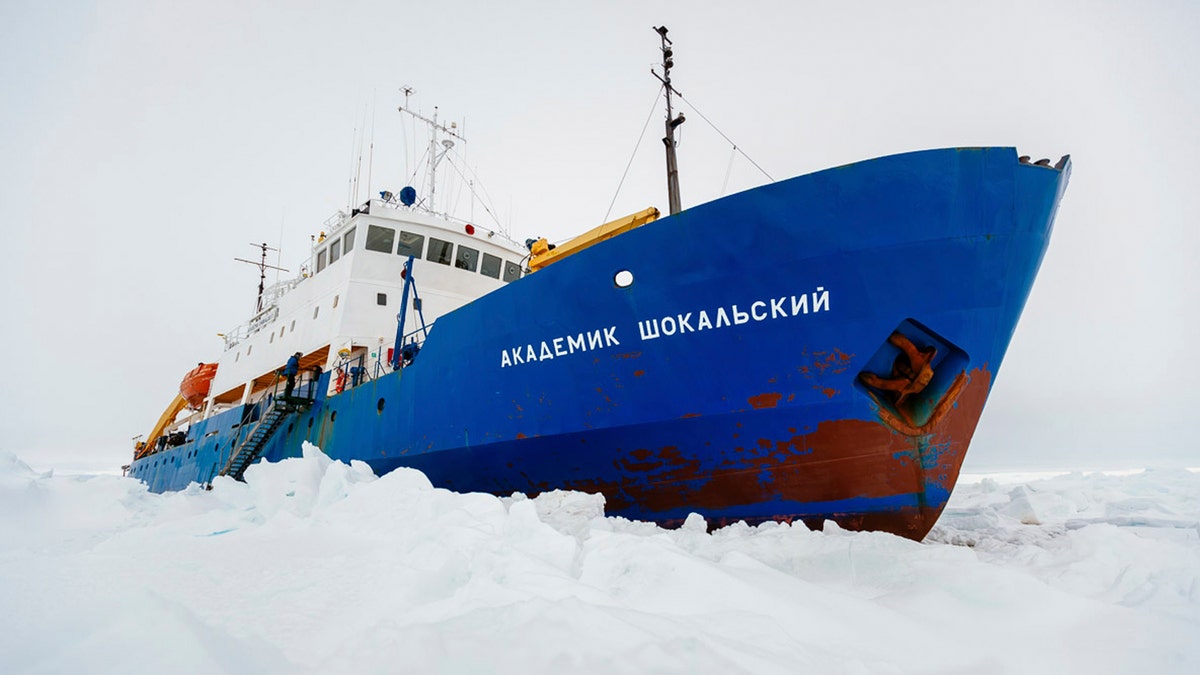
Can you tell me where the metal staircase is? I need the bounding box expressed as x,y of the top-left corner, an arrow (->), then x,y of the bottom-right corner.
219,396 -> 310,481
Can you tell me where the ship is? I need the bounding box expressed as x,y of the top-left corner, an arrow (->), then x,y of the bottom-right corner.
127,28 -> 1070,541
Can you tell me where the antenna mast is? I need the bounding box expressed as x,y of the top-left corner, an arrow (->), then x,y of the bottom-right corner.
652,25 -> 685,215
235,242 -> 289,313
397,101 -> 465,215
400,86 -> 415,179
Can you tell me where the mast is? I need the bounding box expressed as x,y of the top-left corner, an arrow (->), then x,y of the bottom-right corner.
234,242 -> 288,313
653,25 -> 685,215
397,100 -> 465,216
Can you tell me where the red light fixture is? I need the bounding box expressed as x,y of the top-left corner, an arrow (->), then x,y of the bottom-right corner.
465,224 -> 475,235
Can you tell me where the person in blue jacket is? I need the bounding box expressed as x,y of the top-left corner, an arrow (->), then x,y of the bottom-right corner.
284,352 -> 301,398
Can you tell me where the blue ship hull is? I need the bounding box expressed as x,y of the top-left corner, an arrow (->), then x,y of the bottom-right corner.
130,147 -> 1070,540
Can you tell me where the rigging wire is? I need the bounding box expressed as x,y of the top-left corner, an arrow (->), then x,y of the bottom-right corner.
449,153 -> 466,218
603,85 -> 665,224
721,145 -> 737,196
448,147 -> 506,233
674,91 -> 775,182
442,152 -> 504,230
405,145 -> 432,187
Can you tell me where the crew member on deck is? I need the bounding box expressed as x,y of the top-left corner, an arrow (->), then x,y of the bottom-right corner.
309,364 -> 323,398
284,352 -> 301,398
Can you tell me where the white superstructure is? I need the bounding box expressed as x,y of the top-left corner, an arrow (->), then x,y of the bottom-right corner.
203,198 -> 528,416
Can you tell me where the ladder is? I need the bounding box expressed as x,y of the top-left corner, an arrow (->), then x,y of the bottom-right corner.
219,396 -> 310,481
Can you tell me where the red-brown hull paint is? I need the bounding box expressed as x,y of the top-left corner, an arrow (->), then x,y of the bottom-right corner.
571,368 -> 990,541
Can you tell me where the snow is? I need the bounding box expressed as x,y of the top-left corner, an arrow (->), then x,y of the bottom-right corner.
2,445 -> 1197,674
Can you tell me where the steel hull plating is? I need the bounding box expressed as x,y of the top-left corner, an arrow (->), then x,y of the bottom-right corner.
131,148 -> 1068,540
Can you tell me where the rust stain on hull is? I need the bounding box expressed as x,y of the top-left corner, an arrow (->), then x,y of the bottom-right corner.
747,393 -> 783,409
567,368 -> 992,541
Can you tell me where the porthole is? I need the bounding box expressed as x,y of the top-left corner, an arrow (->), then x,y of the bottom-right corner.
287,422 -> 294,433
377,398 -> 385,413
330,410 -> 337,423
614,270 -> 634,288
307,417 -> 314,429
313,306 -> 320,319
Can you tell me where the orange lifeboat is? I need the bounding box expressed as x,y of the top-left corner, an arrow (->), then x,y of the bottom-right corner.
179,363 -> 218,409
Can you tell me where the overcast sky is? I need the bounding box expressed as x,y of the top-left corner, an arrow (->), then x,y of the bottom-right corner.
1,0 -> 1196,472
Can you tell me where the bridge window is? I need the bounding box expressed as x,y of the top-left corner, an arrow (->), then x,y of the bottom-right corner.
330,239 -> 341,264
316,249 -> 327,273
397,231 -> 424,258
343,227 -> 356,253
503,261 -> 522,283
365,225 -> 395,253
427,238 -> 453,266
456,245 -> 479,272
377,293 -> 387,306
481,253 -> 501,279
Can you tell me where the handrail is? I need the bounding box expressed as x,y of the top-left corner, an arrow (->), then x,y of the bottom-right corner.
262,366 -> 322,404
136,368 -> 321,464
218,369 -> 319,479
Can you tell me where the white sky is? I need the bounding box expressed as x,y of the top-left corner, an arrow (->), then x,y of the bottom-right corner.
1,0 -> 1196,471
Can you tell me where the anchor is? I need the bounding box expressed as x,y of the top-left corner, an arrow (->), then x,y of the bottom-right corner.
859,332 -> 937,407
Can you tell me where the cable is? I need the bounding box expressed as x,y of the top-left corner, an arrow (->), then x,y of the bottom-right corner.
721,145 -> 737,196
675,92 -> 775,182
450,148 -> 505,231
604,85 -> 664,224
443,151 -> 504,230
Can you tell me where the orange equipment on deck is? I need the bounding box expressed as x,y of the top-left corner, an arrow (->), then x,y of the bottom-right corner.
179,363 -> 218,409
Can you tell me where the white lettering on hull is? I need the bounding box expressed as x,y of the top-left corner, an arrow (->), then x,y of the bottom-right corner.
500,287 -> 830,367
501,326 -> 621,368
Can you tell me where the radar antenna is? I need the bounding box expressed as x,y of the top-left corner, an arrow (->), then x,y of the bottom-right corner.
235,242 -> 289,312
652,26 -> 685,215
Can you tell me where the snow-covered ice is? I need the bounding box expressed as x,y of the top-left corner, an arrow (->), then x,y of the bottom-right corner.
1,445 -> 1197,674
